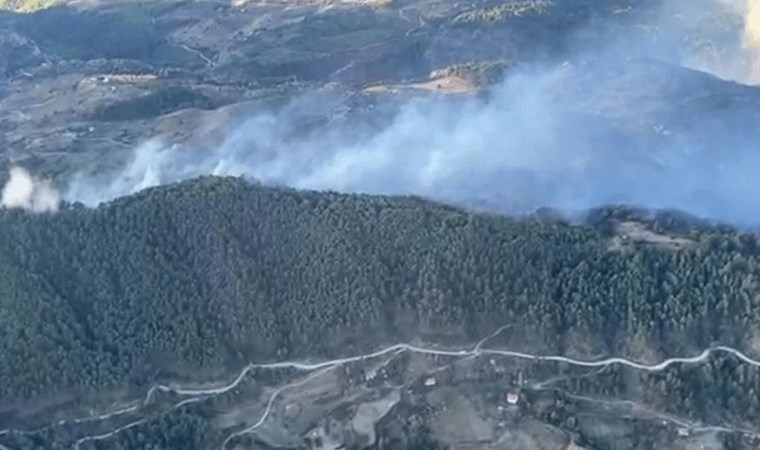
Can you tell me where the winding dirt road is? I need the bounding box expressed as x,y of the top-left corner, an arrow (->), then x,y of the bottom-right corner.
4,324 -> 760,449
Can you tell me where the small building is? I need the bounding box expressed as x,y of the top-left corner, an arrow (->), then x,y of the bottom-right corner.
677,428 -> 690,437
424,377 -> 437,387
506,392 -> 519,405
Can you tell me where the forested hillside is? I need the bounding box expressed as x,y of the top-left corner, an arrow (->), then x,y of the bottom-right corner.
1,176 -> 759,406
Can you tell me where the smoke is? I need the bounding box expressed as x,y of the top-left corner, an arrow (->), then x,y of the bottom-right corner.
744,0 -> 760,79
57,0 -> 760,225
1,166 -> 60,213
685,0 -> 760,83
746,0 -> 760,45
66,139 -> 176,206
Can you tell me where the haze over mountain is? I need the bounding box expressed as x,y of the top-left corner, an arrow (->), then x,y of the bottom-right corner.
3,1 -> 760,449
55,0 -> 760,224
1,0 -> 760,224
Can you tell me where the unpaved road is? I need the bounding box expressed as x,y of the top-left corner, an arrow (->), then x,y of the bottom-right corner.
4,324 -> 760,449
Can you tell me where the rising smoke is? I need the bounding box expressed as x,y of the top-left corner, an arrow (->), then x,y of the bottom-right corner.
7,0 -> 760,224
1,166 -> 60,213
743,0 -> 760,79
745,0 -> 760,45
688,0 -> 760,83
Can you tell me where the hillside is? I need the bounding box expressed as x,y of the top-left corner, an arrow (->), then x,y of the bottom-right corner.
0,0 -> 758,223
3,0 -> 760,448
2,178 -> 760,449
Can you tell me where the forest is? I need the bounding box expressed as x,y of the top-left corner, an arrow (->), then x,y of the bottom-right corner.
2,176 -> 760,433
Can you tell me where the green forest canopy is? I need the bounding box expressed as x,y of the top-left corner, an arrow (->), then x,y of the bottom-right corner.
1,175 -> 759,404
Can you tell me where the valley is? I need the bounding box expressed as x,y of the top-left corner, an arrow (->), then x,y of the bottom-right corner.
3,0 -> 760,449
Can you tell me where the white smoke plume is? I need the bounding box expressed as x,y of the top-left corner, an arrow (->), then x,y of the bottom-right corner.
59,0 -> 760,225
2,166 -> 60,213
745,0 -> 760,44
686,0 -> 760,84
743,0 -> 760,79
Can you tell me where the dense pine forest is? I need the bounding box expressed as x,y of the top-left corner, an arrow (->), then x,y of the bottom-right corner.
1,176 -> 760,420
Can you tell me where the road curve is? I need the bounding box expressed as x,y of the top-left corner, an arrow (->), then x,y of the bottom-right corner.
4,326 -> 760,450
165,344 -> 760,398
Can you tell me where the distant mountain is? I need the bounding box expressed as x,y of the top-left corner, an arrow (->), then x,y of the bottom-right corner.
3,0 -> 760,448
